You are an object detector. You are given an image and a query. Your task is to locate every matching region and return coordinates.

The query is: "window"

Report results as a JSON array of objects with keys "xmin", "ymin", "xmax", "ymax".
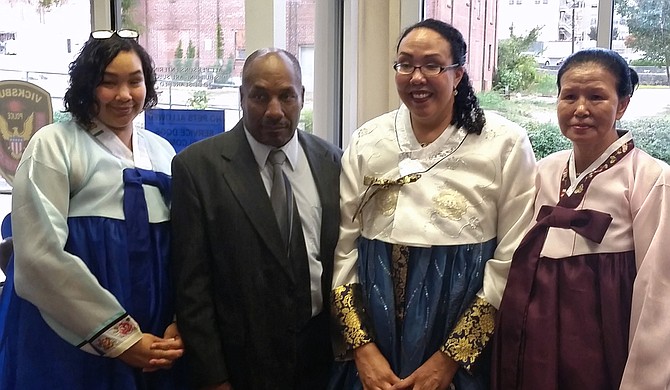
[
  {"xmin": 424, "ymin": 0, "xmax": 497, "ymax": 91},
  {"xmin": 0, "ymin": 0, "xmax": 91, "ymax": 282},
  {"xmin": 234, "ymin": 30, "xmax": 245, "ymax": 59},
  {"xmin": 612, "ymin": 0, "xmax": 670, "ymax": 163},
  {"xmin": 120, "ymin": 0, "xmax": 319, "ymax": 133},
  {"xmin": 488, "ymin": 44, "xmax": 492, "ymax": 70}
]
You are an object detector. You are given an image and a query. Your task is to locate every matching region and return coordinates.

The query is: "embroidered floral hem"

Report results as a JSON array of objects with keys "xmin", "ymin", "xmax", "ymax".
[
  {"xmin": 441, "ymin": 296, "xmax": 496, "ymax": 372},
  {"xmin": 84, "ymin": 314, "xmax": 142, "ymax": 357},
  {"xmin": 331, "ymin": 283, "xmax": 374, "ymax": 360}
]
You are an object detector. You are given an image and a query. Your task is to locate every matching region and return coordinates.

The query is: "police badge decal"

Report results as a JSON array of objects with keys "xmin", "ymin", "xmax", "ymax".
[{"xmin": 0, "ymin": 80, "xmax": 53, "ymax": 185}]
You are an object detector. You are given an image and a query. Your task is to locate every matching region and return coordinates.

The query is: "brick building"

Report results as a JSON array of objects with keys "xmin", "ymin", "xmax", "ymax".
[
  {"xmin": 129, "ymin": 0, "xmax": 494, "ymax": 91},
  {"xmin": 128, "ymin": 0, "xmax": 315, "ymax": 84}
]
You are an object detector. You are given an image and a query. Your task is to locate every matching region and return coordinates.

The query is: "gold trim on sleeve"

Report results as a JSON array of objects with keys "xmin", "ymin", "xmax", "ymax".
[
  {"xmin": 440, "ymin": 296, "xmax": 496, "ymax": 372},
  {"xmin": 331, "ymin": 283, "xmax": 374, "ymax": 360}
]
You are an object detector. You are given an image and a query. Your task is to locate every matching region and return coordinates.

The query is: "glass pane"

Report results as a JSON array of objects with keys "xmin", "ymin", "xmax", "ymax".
[
  {"xmin": 286, "ymin": 0, "xmax": 316, "ymax": 133},
  {"xmin": 614, "ymin": 0, "xmax": 670, "ymax": 164},
  {"xmin": 121, "ymin": 0, "xmax": 246, "ymax": 131},
  {"xmin": 424, "ymin": 0, "xmax": 497, "ymax": 91},
  {"xmin": 0, "ymin": 0, "xmax": 91, "ymax": 281}
]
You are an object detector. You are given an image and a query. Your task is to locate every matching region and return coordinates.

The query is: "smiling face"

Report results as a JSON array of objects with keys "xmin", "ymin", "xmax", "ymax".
[
  {"xmin": 395, "ymin": 27, "xmax": 464, "ymax": 131},
  {"xmin": 94, "ymin": 50, "xmax": 146, "ymax": 137},
  {"xmin": 240, "ymin": 52, "xmax": 304, "ymax": 148},
  {"xmin": 557, "ymin": 62, "xmax": 630, "ymax": 155}
]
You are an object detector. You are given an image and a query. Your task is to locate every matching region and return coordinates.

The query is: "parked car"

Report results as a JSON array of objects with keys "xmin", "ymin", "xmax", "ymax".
[
  {"xmin": 521, "ymin": 51, "xmax": 564, "ymax": 67},
  {"xmin": 534, "ymin": 54, "xmax": 552, "ymax": 66}
]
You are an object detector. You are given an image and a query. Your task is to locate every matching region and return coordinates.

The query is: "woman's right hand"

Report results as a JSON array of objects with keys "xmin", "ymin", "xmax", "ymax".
[
  {"xmin": 354, "ymin": 343, "xmax": 402, "ymax": 390},
  {"xmin": 118, "ymin": 333, "xmax": 184, "ymax": 370}
]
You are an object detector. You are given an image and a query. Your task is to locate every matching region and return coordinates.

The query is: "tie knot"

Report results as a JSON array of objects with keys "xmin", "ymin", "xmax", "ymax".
[{"xmin": 268, "ymin": 149, "xmax": 287, "ymax": 165}]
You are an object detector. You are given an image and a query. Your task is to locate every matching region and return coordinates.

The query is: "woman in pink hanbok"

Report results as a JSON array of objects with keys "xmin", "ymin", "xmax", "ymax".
[{"xmin": 493, "ymin": 48, "xmax": 670, "ymax": 390}]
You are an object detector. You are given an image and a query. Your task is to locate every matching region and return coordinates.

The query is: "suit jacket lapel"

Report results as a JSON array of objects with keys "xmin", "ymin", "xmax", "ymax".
[
  {"xmin": 299, "ymin": 132, "xmax": 339, "ymax": 296},
  {"xmin": 220, "ymin": 123, "xmax": 295, "ymax": 282}
]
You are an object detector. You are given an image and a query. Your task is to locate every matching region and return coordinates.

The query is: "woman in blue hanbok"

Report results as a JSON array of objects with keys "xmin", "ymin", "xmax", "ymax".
[
  {"xmin": 329, "ymin": 19, "xmax": 537, "ymax": 390},
  {"xmin": 0, "ymin": 30, "xmax": 185, "ymax": 389}
]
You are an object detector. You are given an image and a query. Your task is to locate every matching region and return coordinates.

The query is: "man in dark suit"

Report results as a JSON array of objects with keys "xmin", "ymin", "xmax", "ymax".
[{"xmin": 171, "ymin": 48, "xmax": 341, "ymax": 390}]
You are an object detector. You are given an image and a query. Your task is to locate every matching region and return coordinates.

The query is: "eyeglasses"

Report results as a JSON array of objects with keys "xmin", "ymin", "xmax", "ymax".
[
  {"xmin": 392, "ymin": 62, "xmax": 459, "ymax": 76},
  {"xmin": 90, "ymin": 29, "xmax": 139, "ymax": 40}
]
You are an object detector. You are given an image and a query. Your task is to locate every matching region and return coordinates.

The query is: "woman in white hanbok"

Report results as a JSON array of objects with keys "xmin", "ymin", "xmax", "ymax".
[
  {"xmin": 328, "ymin": 19, "xmax": 537, "ymax": 390},
  {"xmin": 0, "ymin": 31, "xmax": 186, "ymax": 389},
  {"xmin": 493, "ymin": 48, "xmax": 670, "ymax": 390}
]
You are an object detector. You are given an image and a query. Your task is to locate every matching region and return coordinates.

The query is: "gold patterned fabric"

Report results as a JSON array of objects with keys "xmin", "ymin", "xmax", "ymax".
[
  {"xmin": 391, "ymin": 244, "xmax": 409, "ymax": 322},
  {"xmin": 331, "ymin": 283, "xmax": 374, "ymax": 360},
  {"xmin": 441, "ymin": 296, "xmax": 496, "ymax": 372},
  {"xmin": 352, "ymin": 173, "xmax": 421, "ymax": 223}
]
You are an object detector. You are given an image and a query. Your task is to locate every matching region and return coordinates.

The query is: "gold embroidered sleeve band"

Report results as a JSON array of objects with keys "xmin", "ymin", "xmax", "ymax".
[
  {"xmin": 440, "ymin": 296, "xmax": 496, "ymax": 372},
  {"xmin": 331, "ymin": 283, "xmax": 374, "ymax": 360}
]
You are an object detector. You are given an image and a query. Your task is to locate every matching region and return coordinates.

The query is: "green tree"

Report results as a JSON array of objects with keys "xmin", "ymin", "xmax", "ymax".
[
  {"xmin": 174, "ymin": 40, "xmax": 184, "ymax": 60},
  {"xmin": 211, "ymin": 18, "xmax": 233, "ymax": 85},
  {"xmin": 37, "ymin": 0, "xmax": 64, "ymax": 10},
  {"xmin": 186, "ymin": 40, "xmax": 197, "ymax": 59},
  {"xmin": 617, "ymin": 0, "xmax": 670, "ymax": 84},
  {"xmin": 121, "ymin": 0, "xmax": 143, "ymax": 32},
  {"xmin": 184, "ymin": 40, "xmax": 200, "ymax": 86},
  {"xmin": 216, "ymin": 16, "xmax": 224, "ymax": 63},
  {"xmin": 494, "ymin": 26, "xmax": 543, "ymax": 93},
  {"xmin": 172, "ymin": 40, "xmax": 184, "ymax": 84}
]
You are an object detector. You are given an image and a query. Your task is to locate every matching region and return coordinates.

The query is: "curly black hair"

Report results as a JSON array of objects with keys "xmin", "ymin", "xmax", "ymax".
[
  {"xmin": 63, "ymin": 33, "xmax": 157, "ymax": 129},
  {"xmin": 397, "ymin": 19, "xmax": 486, "ymax": 135}
]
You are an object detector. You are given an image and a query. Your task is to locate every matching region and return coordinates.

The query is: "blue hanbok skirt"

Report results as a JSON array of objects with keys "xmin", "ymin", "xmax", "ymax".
[
  {"xmin": 0, "ymin": 168, "xmax": 186, "ymax": 389},
  {"xmin": 329, "ymin": 237, "xmax": 495, "ymax": 390}
]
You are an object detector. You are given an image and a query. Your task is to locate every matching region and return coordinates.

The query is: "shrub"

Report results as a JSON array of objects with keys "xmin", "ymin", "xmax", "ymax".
[
  {"xmin": 527, "ymin": 72, "xmax": 557, "ymax": 97},
  {"xmin": 494, "ymin": 56, "xmax": 539, "ymax": 93},
  {"xmin": 519, "ymin": 118, "xmax": 670, "ymax": 163},
  {"xmin": 523, "ymin": 121, "xmax": 570, "ymax": 160},
  {"xmin": 520, "ymin": 118, "xmax": 670, "ymax": 163},
  {"xmin": 630, "ymin": 58, "xmax": 663, "ymax": 66},
  {"xmin": 493, "ymin": 27, "xmax": 543, "ymax": 93},
  {"xmin": 478, "ymin": 91, "xmax": 670, "ymax": 164},
  {"xmin": 621, "ymin": 117, "xmax": 670, "ymax": 163},
  {"xmin": 187, "ymin": 90, "xmax": 209, "ymax": 109},
  {"xmin": 300, "ymin": 108, "xmax": 313, "ymax": 133}
]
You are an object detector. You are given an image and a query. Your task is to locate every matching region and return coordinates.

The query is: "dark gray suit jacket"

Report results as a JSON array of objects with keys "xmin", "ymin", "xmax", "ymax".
[{"xmin": 171, "ymin": 120, "xmax": 341, "ymax": 389}]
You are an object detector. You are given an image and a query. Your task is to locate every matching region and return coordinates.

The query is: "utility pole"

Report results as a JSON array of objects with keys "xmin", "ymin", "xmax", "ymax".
[{"xmin": 571, "ymin": 2, "xmax": 576, "ymax": 53}]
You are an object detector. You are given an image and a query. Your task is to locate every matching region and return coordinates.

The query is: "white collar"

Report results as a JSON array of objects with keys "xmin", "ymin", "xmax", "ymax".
[
  {"xmin": 244, "ymin": 126, "xmax": 300, "ymax": 171},
  {"xmin": 566, "ymin": 130, "xmax": 633, "ymax": 196},
  {"xmin": 89, "ymin": 120, "xmax": 152, "ymax": 170}
]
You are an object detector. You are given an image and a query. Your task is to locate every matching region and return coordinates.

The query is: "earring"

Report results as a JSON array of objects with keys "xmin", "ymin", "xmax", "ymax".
[{"xmin": 453, "ymin": 87, "xmax": 458, "ymax": 96}]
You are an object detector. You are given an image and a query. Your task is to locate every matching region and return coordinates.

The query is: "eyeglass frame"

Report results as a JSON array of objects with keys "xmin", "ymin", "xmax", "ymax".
[
  {"xmin": 90, "ymin": 29, "xmax": 139, "ymax": 40},
  {"xmin": 392, "ymin": 62, "xmax": 460, "ymax": 76}
]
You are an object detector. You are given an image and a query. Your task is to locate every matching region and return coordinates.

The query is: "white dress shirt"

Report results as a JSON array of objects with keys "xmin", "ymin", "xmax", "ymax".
[{"xmin": 244, "ymin": 128, "xmax": 323, "ymax": 316}]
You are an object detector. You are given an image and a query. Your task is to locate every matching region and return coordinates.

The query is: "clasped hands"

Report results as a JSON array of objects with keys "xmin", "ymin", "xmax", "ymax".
[
  {"xmin": 354, "ymin": 343, "xmax": 459, "ymax": 390},
  {"xmin": 118, "ymin": 322, "xmax": 184, "ymax": 371}
]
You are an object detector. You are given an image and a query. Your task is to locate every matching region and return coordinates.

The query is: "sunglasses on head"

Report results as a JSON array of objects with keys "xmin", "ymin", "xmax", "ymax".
[{"xmin": 90, "ymin": 29, "xmax": 139, "ymax": 40}]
